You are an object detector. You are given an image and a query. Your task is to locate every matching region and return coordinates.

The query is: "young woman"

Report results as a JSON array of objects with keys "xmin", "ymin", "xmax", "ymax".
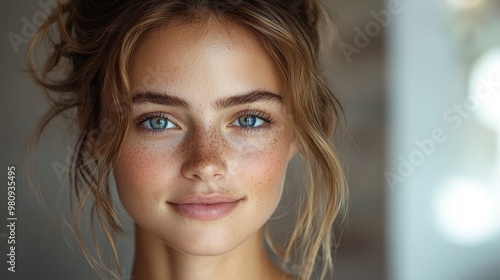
[{"xmin": 27, "ymin": 0, "xmax": 348, "ymax": 279}]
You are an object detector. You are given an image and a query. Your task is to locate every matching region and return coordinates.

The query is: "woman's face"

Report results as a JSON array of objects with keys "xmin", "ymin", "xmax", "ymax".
[{"xmin": 113, "ymin": 18, "xmax": 296, "ymax": 256}]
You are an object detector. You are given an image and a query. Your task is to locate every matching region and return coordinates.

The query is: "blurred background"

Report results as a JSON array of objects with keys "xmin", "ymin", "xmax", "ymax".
[{"xmin": 1, "ymin": 0, "xmax": 500, "ymax": 279}]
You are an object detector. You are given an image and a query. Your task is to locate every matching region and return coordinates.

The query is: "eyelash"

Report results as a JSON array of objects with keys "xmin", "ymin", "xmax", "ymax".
[
  {"xmin": 135, "ymin": 112, "xmax": 176, "ymax": 135},
  {"xmin": 233, "ymin": 110, "xmax": 274, "ymax": 132},
  {"xmin": 135, "ymin": 110, "xmax": 274, "ymax": 135}
]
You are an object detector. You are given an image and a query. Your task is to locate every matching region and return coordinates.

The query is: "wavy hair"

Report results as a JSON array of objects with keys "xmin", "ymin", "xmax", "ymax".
[{"xmin": 27, "ymin": 0, "xmax": 348, "ymax": 279}]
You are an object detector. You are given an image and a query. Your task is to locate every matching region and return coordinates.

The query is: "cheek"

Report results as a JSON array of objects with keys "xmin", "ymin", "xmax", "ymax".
[
  {"xmin": 113, "ymin": 139, "xmax": 180, "ymax": 217},
  {"xmin": 231, "ymin": 129, "xmax": 292, "ymax": 216}
]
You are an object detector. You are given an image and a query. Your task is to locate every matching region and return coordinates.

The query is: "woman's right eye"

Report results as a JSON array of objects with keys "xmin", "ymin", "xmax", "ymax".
[{"xmin": 139, "ymin": 115, "xmax": 177, "ymax": 131}]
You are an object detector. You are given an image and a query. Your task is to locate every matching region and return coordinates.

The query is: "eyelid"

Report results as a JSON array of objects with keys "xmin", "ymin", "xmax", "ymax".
[
  {"xmin": 234, "ymin": 110, "xmax": 273, "ymax": 122},
  {"xmin": 230, "ymin": 109, "xmax": 275, "ymax": 131},
  {"xmin": 135, "ymin": 112, "xmax": 171, "ymax": 125},
  {"xmin": 135, "ymin": 112, "xmax": 179, "ymax": 133}
]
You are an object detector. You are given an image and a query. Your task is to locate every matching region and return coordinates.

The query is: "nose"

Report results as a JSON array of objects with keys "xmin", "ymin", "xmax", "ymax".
[{"xmin": 180, "ymin": 126, "xmax": 228, "ymax": 181}]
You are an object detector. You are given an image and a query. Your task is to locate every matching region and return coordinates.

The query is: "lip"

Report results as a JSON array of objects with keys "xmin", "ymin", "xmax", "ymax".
[{"xmin": 168, "ymin": 194, "xmax": 242, "ymax": 221}]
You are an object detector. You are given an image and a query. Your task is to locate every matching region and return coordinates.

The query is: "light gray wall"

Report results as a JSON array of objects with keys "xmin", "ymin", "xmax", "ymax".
[{"xmin": 387, "ymin": 0, "xmax": 500, "ymax": 279}]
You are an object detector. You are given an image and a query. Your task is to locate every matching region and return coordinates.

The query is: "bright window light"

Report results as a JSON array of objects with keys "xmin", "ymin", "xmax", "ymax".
[
  {"xmin": 446, "ymin": 0, "xmax": 484, "ymax": 9},
  {"xmin": 433, "ymin": 177, "xmax": 500, "ymax": 246},
  {"xmin": 468, "ymin": 48, "xmax": 500, "ymax": 130}
]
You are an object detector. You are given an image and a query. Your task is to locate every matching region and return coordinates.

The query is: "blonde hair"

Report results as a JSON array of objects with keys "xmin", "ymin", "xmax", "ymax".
[{"xmin": 27, "ymin": 0, "xmax": 348, "ymax": 279}]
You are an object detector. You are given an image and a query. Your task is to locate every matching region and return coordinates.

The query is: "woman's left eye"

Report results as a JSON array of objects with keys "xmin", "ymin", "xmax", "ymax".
[
  {"xmin": 232, "ymin": 115, "xmax": 265, "ymax": 127},
  {"xmin": 230, "ymin": 111, "xmax": 272, "ymax": 130}
]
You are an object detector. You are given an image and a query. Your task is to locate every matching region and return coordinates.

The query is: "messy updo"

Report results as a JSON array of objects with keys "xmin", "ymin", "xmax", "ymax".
[{"xmin": 27, "ymin": 0, "xmax": 347, "ymax": 279}]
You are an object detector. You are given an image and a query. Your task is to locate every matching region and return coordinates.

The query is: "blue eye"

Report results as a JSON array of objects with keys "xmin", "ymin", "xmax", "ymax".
[
  {"xmin": 230, "ymin": 111, "xmax": 272, "ymax": 130},
  {"xmin": 236, "ymin": 115, "xmax": 264, "ymax": 127},
  {"xmin": 141, "ymin": 116, "xmax": 176, "ymax": 130}
]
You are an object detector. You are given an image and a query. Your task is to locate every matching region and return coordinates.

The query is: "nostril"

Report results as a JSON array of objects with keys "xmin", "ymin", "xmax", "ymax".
[{"xmin": 180, "ymin": 131, "xmax": 227, "ymax": 180}]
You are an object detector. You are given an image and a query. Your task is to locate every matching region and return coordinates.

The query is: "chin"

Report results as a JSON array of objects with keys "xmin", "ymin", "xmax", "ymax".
[
  {"xmin": 166, "ymin": 228, "xmax": 250, "ymax": 256},
  {"xmin": 138, "ymin": 216, "xmax": 254, "ymax": 257}
]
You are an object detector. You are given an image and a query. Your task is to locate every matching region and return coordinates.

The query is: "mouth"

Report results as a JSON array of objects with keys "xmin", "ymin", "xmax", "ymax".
[{"xmin": 168, "ymin": 194, "xmax": 243, "ymax": 221}]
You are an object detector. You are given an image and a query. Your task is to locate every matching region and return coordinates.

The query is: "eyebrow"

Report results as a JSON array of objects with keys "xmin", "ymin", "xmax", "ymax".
[
  {"xmin": 132, "ymin": 91, "xmax": 190, "ymax": 108},
  {"xmin": 132, "ymin": 90, "xmax": 282, "ymax": 109},
  {"xmin": 214, "ymin": 90, "xmax": 282, "ymax": 109}
]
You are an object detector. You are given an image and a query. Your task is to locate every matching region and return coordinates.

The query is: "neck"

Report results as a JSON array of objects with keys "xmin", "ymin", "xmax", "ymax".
[{"xmin": 131, "ymin": 224, "xmax": 287, "ymax": 280}]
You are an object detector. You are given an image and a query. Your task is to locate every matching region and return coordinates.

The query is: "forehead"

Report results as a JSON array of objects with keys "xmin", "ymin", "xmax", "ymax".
[{"xmin": 128, "ymin": 17, "xmax": 282, "ymax": 99}]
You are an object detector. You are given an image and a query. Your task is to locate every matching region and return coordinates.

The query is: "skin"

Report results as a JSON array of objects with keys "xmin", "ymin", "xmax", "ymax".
[{"xmin": 113, "ymin": 16, "xmax": 297, "ymax": 280}]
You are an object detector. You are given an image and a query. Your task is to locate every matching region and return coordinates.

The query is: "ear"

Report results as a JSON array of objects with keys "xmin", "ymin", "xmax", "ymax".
[
  {"xmin": 83, "ymin": 128, "xmax": 100, "ymax": 158},
  {"xmin": 288, "ymin": 140, "xmax": 299, "ymax": 161}
]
